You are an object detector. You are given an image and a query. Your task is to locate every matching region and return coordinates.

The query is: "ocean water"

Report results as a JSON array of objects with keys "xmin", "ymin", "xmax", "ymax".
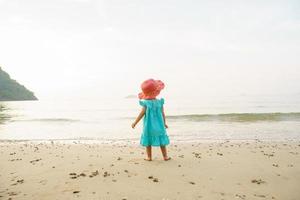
[{"xmin": 0, "ymin": 94, "xmax": 300, "ymax": 141}]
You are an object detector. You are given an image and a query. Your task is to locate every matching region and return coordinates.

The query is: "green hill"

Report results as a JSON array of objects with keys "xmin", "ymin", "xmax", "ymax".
[{"xmin": 0, "ymin": 67, "xmax": 38, "ymax": 101}]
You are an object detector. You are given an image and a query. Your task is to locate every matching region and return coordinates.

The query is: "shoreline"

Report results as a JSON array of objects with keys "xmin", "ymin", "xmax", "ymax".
[
  {"xmin": 0, "ymin": 138, "xmax": 299, "ymax": 144},
  {"xmin": 1, "ymin": 140, "xmax": 300, "ymax": 199}
]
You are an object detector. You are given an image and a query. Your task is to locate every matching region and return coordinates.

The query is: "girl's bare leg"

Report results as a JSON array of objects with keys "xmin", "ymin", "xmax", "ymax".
[
  {"xmin": 145, "ymin": 146, "xmax": 152, "ymax": 161},
  {"xmin": 160, "ymin": 146, "xmax": 171, "ymax": 161}
]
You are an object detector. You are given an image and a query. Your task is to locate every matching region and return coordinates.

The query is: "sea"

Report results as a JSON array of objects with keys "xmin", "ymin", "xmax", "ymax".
[{"xmin": 0, "ymin": 94, "xmax": 300, "ymax": 142}]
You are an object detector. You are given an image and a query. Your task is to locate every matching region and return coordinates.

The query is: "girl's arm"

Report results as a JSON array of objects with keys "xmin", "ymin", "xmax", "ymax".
[
  {"xmin": 162, "ymin": 106, "xmax": 168, "ymax": 128},
  {"xmin": 131, "ymin": 107, "xmax": 146, "ymax": 128}
]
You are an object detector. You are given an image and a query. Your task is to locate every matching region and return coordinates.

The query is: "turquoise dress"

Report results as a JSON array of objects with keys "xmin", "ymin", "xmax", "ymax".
[{"xmin": 139, "ymin": 98, "xmax": 170, "ymax": 147}]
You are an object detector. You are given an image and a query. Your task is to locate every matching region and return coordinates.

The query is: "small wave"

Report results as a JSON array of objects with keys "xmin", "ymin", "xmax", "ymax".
[
  {"xmin": 167, "ymin": 112, "xmax": 300, "ymax": 122},
  {"xmin": 0, "ymin": 115, "xmax": 11, "ymax": 124},
  {"xmin": 15, "ymin": 118, "xmax": 80, "ymax": 123}
]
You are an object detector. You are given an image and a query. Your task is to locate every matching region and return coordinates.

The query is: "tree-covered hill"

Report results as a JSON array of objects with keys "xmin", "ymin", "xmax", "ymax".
[{"xmin": 0, "ymin": 67, "xmax": 38, "ymax": 101}]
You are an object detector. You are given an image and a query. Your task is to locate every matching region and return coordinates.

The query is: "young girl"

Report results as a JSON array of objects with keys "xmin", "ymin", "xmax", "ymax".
[{"xmin": 131, "ymin": 79, "xmax": 171, "ymax": 161}]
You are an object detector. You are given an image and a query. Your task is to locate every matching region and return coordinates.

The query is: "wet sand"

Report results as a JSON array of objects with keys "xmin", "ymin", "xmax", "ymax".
[{"xmin": 0, "ymin": 140, "xmax": 300, "ymax": 200}]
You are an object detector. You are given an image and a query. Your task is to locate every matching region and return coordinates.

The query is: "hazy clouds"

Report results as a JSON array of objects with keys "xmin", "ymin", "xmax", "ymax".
[{"xmin": 0, "ymin": 0, "xmax": 299, "ymax": 100}]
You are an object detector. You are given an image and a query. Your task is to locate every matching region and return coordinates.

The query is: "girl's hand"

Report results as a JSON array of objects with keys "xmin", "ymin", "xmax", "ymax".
[
  {"xmin": 165, "ymin": 124, "xmax": 169, "ymax": 129},
  {"xmin": 131, "ymin": 122, "xmax": 136, "ymax": 129}
]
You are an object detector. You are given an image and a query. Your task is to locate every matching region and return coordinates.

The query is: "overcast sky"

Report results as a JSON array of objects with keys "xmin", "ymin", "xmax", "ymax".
[{"xmin": 0, "ymin": 0, "xmax": 299, "ymax": 100}]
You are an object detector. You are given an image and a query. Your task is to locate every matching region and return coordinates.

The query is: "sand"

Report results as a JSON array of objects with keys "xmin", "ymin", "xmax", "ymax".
[{"xmin": 0, "ymin": 140, "xmax": 300, "ymax": 200}]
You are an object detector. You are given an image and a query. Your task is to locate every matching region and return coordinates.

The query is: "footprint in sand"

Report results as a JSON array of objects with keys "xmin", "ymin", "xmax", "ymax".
[
  {"xmin": 153, "ymin": 178, "xmax": 159, "ymax": 182},
  {"xmin": 192, "ymin": 152, "xmax": 201, "ymax": 158},
  {"xmin": 39, "ymin": 180, "xmax": 47, "ymax": 185},
  {"xmin": 11, "ymin": 179, "xmax": 24, "ymax": 186},
  {"xmin": 8, "ymin": 191, "xmax": 19, "ymax": 196},
  {"xmin": 79, "ymin": 173, "xmax": 86, "ymax": 177},
  {"xmin": 148, "ymin": 176, "xmax": 159, "ymax": 182},
  {"xmin": 235, "ymin": 194, "xmax": 246, "ymax": 199},
  {"xmin": 254, "ymin": 194, "xmax": 266, "ymax": 198},
  {"xmin": 29, "ymin": 158, "xmax": 42, "ymax": 165},
  {"xmin": 89, "ymin": 170, "xmax": 99, "ymax": 178},
  {"xmin": 263, "ymin": 153, "xmax": 274, "ymax": 157},
  {"xmin": 69, "ymin": 172, "xmax": 86, "ymax": 179},
  {"xmin": 9, "ymin": 158, "xmax": 22, "ymax": 162},
  {"xmin": 103, "ymin": 171, "xmax": 110, "ymax": 177},
  {"xmin": 251, "ymin": 179, "xmax": 266, "ymax": 185}
]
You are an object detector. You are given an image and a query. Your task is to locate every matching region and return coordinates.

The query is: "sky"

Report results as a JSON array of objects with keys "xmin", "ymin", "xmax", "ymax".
[{"xmin": 0, "ymin": 0, "xmax": 299, "ymax": 100}]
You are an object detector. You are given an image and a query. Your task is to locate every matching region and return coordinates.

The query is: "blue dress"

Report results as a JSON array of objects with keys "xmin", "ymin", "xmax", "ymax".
[{"xmin": 139, "ymin": 98, "xmax": 170, "ymax": 147}]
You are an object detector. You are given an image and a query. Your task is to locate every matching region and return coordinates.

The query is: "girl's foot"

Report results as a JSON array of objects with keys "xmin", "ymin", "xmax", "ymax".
[
  {"xmin": 144, "ymin": 158, "xmax": 152, "ymax": 161},
  {"xmin": 163, "ymin": 157, "xmax": 171, "ymax": 161}
]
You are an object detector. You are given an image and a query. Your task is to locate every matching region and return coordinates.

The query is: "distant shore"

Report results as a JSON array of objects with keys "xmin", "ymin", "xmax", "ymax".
[{"xmin": 1, "ymin": 140, "xmax": 300, "ymax": 199}]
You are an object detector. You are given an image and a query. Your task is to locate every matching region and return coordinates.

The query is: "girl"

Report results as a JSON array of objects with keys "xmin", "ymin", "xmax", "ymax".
[{"xmin": 131, "ymin": 79, "xmax": 171, "ymax": 161}]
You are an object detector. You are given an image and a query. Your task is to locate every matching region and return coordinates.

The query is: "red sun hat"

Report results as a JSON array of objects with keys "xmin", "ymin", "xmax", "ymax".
[{"xmin": 138, "ymin": 79, "xmax": 165, "ymax": 99}]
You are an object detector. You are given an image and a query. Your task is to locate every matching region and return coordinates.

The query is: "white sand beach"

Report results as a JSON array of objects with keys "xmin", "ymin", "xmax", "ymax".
[{"xmin": 1, "ymin": 140, "xmax": 300, "ymax": 200}]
